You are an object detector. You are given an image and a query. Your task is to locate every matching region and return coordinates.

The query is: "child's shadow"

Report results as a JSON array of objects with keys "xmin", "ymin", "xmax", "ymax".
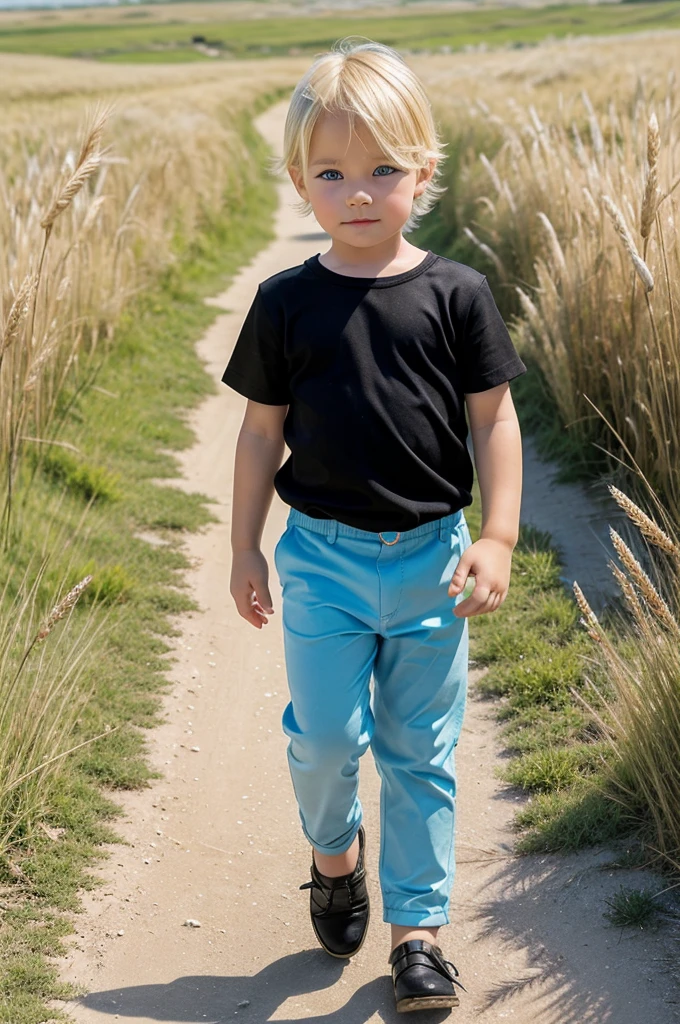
[{"xmin": 75, "ymin": 948, "xmax": 452, "ymax": 1023}]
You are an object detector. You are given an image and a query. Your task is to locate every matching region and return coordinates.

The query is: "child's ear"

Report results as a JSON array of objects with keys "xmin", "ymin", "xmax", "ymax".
[
  {"xmin": 414, "ymin": 157, "xmax": 437, "ymax": 197},
  {"xmin": 288, "ymin": 166, "xmax": 309, "ymax": 200}
]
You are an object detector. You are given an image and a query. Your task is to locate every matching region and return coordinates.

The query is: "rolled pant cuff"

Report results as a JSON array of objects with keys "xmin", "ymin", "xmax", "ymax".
[
  {"xmin": 382, "ymin": 907, "xmax": 450, "ymax": 927},
  {"xmin": 302, "ymin": 820, "xmax": 363, "ymax": 857}
]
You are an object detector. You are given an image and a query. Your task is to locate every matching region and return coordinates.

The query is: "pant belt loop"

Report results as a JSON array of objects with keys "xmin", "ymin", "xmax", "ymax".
[
  {"xmin": 326, "ymin": 520, "xmax": 338, "ymax": 545},
  {"xmin": 439, "ymin": 516, "xmax": 449, "ymax": 543}
]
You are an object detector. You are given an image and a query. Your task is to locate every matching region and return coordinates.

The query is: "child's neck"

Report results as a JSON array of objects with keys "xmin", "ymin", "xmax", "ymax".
[{"xmin": 319, "ymin": 236, "xmax": 428, "ymax": 278}]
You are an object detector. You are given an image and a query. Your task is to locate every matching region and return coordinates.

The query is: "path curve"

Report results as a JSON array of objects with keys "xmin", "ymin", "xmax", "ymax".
[{"xmin": 55, "ymin": 100, "xmax": 679, "ymax": 1024}]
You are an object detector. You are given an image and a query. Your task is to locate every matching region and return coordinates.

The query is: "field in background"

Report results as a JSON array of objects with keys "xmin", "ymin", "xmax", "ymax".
[
  {"xmin": 0, "ymin": 53, "xmax": 306, "ymax": 1023},
  {"xmin": 2, "ymin": 20, "xmax": 680, "ymax": 1020},
  {"xmin": 0, "ymin": 0, "xmax": 679, "ymax": 62}
]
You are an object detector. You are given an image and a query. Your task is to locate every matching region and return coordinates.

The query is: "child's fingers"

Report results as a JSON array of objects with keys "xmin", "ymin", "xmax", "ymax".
[
  {"xmin": 231, "ymin": 586, "xmax": 271, "ymax": 628},
  {"xmin": 454, "ymin": 581, "xmax": 491, "ymax": 618},
  {"xmin": 448, "ymin": 561, "xmax": 474, "ymax": 596},
  {"xmin": 253, "ymin": 580, "xmax": 274, "ymax": 615},
  {"xmin": 453, "ymin": 585, "xmax": 501, "ymax": 618}
]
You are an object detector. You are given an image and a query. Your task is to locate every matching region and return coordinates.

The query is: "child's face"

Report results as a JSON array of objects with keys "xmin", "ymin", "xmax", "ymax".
[{"xmin": 290, "ymin": 109, "xmax": 436, "ymax": 246}]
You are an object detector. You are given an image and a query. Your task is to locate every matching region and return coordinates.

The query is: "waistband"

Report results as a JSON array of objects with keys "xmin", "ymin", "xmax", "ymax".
[{"xmin": 286, "ymin": 507, "xmax": 465, "ymax": 545}]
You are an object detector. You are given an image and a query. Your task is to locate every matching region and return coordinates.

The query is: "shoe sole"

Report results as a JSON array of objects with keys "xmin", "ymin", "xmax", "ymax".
[
  {"xmin": 312, "ymin": 903, "xmax": 370, "ymax": 959},
  {"xmin": 396, "ymin": 994, "xmax": 460, "ymax": 1012}
]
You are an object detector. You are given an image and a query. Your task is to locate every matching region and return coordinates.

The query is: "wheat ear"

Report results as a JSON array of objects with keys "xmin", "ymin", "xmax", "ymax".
[
  {"xmin": 1, "ymin": 274, "xmax": 38, "ymax": 359},
  {"xmin": 40, "ymin": 107, "xmax": 112, "ymax": 233},
  {"xmin": 573, "ymin": 581, "xmax": 604, "ymax": 643},
  {"xmin": 608, "ymin": 485, "xmax": 679, "ymax": 558},
  {"xmin": 609, "ymin": 529, "xmax": 678, "ymax": 635},
  {"xmin": 572, "ymin": 580, "xmax": 637, "ymax": 675},
  {"xmin": 609, "ymin": 561, "xmax": 651, "ymax": 632},
  {"xmin": 602, "ymin": 194, "xmax": 654, "ymax": 292},
  {"xmin": 36, "ymin": 575, "xmax": 94, "ymax": 642},
  {"xmin": 640, "ymin": 112, "xmax": 661, "ymax": 240}
]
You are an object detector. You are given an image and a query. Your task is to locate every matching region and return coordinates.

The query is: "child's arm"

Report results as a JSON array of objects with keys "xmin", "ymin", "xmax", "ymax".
[
  {"xmin": 230, "ymin": 399, "xmax": 288, "ymax": 630},
  {"xmin": 448, "ymin": 381, "xmax": 523, "ymax": 618}
]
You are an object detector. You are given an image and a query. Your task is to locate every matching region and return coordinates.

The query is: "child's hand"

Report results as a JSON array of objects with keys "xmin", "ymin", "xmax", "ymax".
[
  {"xmin": 448, "ymin": 538, "xmax": 513, "ymax": 618},
  {"xmin": 230, "ymin": 549, "xmax": 275, "ymax": 629}
]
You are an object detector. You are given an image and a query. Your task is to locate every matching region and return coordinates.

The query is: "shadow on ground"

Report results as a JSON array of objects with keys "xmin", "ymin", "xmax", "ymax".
[{"xmin": 72, "ymin": 949, "xmax": 452, "ymax": 1023}]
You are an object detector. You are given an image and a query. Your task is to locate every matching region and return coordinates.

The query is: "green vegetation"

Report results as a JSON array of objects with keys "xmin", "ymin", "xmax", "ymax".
[
  {"xmin": 604, "ymin": 886, "xmax": 662, "ymax": 929},
  {"xmin": 459, "ymin": 488, "xmax": 636, "ymax": 854},
  {"xmin": 0, "ymin": 103, "xmax": 279, "ymax": 1024},
  {"xmin": 1, "ymin": 2, "xmax": 680, "ymax": 62}
]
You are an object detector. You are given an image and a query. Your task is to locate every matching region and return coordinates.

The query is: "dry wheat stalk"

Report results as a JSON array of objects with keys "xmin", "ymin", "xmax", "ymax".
[
  {"xmin": 602, "ymin": 194, "xmax": 655, "ymax": 291},
  {"xmin": 609, "ymin": 560, "xmax": 651, "ymax": 631},
  {"xmin": 573, "ymin": 581, "xmax": 603, "ymax": 643},
  {"xmin": 1, "ymin": 274, "xmax": 37, "ymax": 358},
  {"xmin": 462, "ymin": 226, "xmax": 506, "ymax": 279},
  {"xmin": 40, "ymin": 107, "xmax": 112, "ymax": 234},
  {"xmin": 80, "ymin": 194, "xmax": 108, "ymax": 236},
  {"xmin": 515, "ymin": 286, "xmax": 543, "ymax": 328},
  {"xmin": 479, "ymin": 152, "xmax": 502, "ymax": 194},
  {"xmin": 36, "ymin": 575, "xmax": 93, "ymax": 642},
  {"xmin": 537, "ymin": 211, "xmax": 567, "ymax": 273},
  {"xmin": 609, "ymin": 528, "xmax": 678, "ymax": 634},
  {"xmin": 608, "ymin": 484, "xmax": 680, "ymax": 558},
  {"xmin": 641, "ymin": 112, "xmax": 661, "ymax": 240},
  {"xmin": 23, "ymin": 333, "xmax": 62, "ymax": 393},
  {"xmin": 581, "ymin": 186, "xmax": 600, "ymax": 223}
]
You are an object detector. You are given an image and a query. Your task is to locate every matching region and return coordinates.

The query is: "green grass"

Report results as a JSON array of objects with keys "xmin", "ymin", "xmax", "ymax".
[
  {"xmin": 2, "ymin": 2, "xmax": 680, "ymax": 61},
  {"xmin": 604, "ymin": 885, "xmax": 662, "ymax": 929},
  {"xmin": 456, "ymin": 476, "xmax": 646, "ymax": 857},
  {"xmin": 0, "ymin": 95, "xmax": 283, "ymax": 1024}
]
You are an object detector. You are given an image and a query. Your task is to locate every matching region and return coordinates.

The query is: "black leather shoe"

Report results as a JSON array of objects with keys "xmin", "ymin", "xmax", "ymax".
[
  {"xmin": 389, "ymin": 939, "xmax": 466, "ymax": 1013},
  {"xmin": 299, "ymin": 825, "xmax": 370, "ymax": 958}
]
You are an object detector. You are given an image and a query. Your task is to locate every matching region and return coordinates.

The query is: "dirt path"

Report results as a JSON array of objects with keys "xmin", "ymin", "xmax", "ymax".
[{"xmin": 55, "ymin": 100, "xmax": 679, "ymax": 1024}]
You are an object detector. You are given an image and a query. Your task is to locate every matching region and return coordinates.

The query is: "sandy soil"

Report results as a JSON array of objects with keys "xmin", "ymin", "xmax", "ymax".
[{"xmin": 54, "ymin": 100, "xmax": 680, "ymax": 1024}]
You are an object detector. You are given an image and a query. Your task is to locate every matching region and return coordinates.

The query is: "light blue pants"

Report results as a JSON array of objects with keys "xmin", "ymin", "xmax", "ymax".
[{"xmin": 273, "ymin": 507, "xmax": 473, "ymax": 928}]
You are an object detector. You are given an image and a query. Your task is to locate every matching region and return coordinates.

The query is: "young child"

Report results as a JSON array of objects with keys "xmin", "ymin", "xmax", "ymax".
[{"xmin": 223, "ymin": 38, "xmax": 526, "ymax": 1014}]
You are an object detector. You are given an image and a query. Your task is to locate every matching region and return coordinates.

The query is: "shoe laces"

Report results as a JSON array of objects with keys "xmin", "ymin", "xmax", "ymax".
[
  {"xmin": 426, "ymin": 945, "xmax": 467, "ymax": 993},
  {"xmin": 299, "ymin": 873, "xmax": 356, "ymax": 911}
]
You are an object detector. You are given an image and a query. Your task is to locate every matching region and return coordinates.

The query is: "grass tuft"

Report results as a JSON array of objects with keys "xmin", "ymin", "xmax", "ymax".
[
  {"xmin": 35, "ymin": 448, "xmax": 121, "ymax": 503},
  {"xmin": 603, "ymin": 886, "xmax": 661, "ymax": 928}
]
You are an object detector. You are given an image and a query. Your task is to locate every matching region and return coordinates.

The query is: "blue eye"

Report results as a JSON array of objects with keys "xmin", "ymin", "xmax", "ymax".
[{"xmin": 317, "ymin": 165, "xmax": 397, "ymax": 180}]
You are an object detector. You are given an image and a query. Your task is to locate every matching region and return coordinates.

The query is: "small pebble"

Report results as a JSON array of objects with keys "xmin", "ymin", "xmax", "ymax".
[{"xmin": 183, "ymin": 919, "xmax": 202, "ymax": 928}]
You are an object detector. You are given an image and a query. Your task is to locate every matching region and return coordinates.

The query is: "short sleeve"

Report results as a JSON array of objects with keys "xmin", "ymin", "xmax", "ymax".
[
  {"xmin": 459, "ymin": 277, "xmax": 527, "ymax": 393},
  {"xmin": 221, "ymin": 286, "xmax": 290, "ymax": 405}
]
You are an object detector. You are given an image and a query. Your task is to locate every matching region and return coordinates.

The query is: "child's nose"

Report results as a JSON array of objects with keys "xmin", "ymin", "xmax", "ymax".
[{"xmin": 347, "ymin": 189, "xmax": 372, "ymax": 205}]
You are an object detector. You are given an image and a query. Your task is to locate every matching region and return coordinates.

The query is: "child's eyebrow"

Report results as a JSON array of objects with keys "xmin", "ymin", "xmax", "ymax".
[{"xmin": 310, "ymin": 155, "xmax": 388, "ymax": 166}]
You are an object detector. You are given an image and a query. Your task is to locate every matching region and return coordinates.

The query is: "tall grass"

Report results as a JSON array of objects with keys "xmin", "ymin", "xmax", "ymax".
[
  {"xmin": 411, "ymin": 35, "xmax": 680, "ymax": 875},
  {"xmin": 0, "ymin": 57, "xmax": 305, "ymax": 548},
  {"xmin": 573, "ymin": 481, "xmax": 680, "ymax": 874},
  {"xmin": 0, "ymin": 55, "xmax": 304, "ymax": 869},
  {"xmin": 0, "ymin": 559, "xmax": 114, "ymax": 857},
  {"xmin": 420, "ymin": 44, "xmax": 680, "ymax": 518}
]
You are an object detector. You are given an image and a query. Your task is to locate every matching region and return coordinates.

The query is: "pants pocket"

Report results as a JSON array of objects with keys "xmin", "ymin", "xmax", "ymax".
[{"xmin": 273, "ymin": 524, "xmax": 292, "ymax": 575}]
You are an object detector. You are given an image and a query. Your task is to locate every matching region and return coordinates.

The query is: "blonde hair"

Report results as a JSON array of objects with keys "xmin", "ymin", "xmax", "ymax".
[{"xmin": 270, "ymin": 37, "xmax": 448, "ymax": 234}]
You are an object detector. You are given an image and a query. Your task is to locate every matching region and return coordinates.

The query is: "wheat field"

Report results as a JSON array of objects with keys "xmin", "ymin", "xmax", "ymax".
[{"xmin": 1, "ymin": 24, "xmax": 680, "ymax": 930}]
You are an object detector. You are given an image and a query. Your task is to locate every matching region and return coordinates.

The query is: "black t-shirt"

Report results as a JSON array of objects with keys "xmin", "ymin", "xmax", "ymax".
[{"xmin": 222, "ymin": 249, "xmax": 527, "ymax": 532}]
